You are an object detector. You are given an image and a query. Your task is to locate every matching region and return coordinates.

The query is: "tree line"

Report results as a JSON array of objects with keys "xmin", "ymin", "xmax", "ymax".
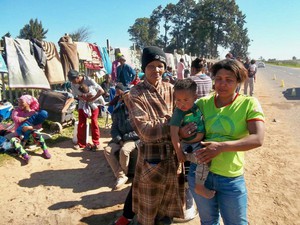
[{"xmin": 128, "ymin": 0, "xmax": 250, "ymax": 58}]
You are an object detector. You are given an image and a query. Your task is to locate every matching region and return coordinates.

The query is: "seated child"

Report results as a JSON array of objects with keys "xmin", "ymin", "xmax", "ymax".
[
  {"xmin": 16, "ymin": 110, "xmax": 48, "ymax": 141},
  {"xmin": 14, "ymin": 109, "xmax": 51, "ymax": 162},
  {"xmin": 170, "ymin": 78, "xmax": 215, "ymax": 199}
]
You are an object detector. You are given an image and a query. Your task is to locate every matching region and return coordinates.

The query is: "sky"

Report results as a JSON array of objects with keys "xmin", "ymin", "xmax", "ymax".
[{"xmin": 1, "ymin": 0, "xmax": 299, "ymax": 60}]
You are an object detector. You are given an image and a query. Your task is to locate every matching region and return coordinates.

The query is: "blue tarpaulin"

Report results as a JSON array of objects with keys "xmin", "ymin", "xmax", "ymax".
[{"xmin": 0, "ymin": 54, "xmax": 8, "ymax": 73}]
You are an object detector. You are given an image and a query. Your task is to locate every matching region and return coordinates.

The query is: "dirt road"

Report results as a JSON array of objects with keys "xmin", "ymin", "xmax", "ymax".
[{"xmin": 0, "ymin": 70, "xmax": 299, "ymax": 225}]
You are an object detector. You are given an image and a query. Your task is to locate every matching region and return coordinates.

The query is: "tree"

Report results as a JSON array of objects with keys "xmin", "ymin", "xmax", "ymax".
[
  {"xmin": 170, "ymin": 0, "xmax": 196, "ymax": 52},
  {"xmin": 128, "ymin": 17, "xmax": 153, "ymax": 50},
  {"xmin": 153, "ymin": 4, "xmax": 176, "ymax": 49},
  {"xmin": 127, "ymin": 0, "xmax": 250, "ymax": 58},
  {"xmin": 148, "ymin": 6, "xmax": 163, "ymax": 47},
  {"xmin": 18, "ymin": 18, "xmax": 48, "ymax": 40},
  {"xmin": 188, "ymin": 0, "xmax": 249, "ymax": 58},
  {"xmin": 69, "ymin": 26, "xmax": 92, "ymax": 42}
]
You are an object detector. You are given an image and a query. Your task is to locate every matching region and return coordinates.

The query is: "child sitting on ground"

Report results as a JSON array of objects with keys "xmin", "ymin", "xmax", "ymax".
[
  {"xmin": 170, "ymin": 78, "xmax": 215, "ymax": 198},
  {"xmin": 16, "ymin": 110, "xmax": 48, "ymax": 142}
]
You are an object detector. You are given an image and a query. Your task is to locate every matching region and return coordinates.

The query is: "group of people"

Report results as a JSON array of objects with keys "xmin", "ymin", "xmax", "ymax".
[
  {"xmin": 40, "ymin": 47, "xmax": 264, "ymax": 225},
  {"xmin": 112, "ymin": 46, "xmax": 265, "ymax": 225},
  {"xmin": 226, "ymin": 52, "xmax": 258, "ymax": 96},
  {"xmin": 2, "ymin": 45, "xmax": 264, "ymax": 225}
]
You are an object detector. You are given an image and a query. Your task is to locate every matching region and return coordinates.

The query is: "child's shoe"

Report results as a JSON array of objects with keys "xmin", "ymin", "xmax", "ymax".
[
  {"xmin": 43, "ymin": 149, "xmax": 51, "ymax": 159},
  {"xmin": 22, "ymin": 154, "xmax": 31, "ymax": 164}
]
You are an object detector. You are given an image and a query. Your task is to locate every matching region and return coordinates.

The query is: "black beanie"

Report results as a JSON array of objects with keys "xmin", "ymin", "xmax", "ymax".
[{"xmin": 141, "ymin": 46, "xmax": 166, "ymax": 72}]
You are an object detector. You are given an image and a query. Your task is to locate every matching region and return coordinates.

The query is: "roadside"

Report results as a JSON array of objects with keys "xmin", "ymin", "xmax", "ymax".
[{"xmin": 0, "ymin": 70, "xmax": 299, "ymax": 225}]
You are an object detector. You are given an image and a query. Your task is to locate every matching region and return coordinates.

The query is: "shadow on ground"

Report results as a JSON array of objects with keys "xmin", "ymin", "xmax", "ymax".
[{"xmin": 283, "ymin": 87, "xmax": 300, "ymax": 100}]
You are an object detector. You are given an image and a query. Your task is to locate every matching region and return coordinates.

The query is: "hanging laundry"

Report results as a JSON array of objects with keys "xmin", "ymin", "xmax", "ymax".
[
  {"xmin": 4, "ymin": 37, "xmax": 50, "ymax": 89},
  {"xmin": 75, "ymin": 42, "xmax": 92, "ymax": 61},
  {"xmin": 84, "ymin": 43, "xmax": 103, "ymax": 70},
  {"xmin": 30, "ymin": 38, "xmax": 47, "ymax": 69},
  {"xmin": 99, "ymin": 47, "xmax": 112, "ymax": 74},
  {"xmin": 0, "ymin": 54, "xmax": 8, "ymax": 73},
  {"xmin": 42, "ymin": 41, "xmax": 65, "ymax": 84},
  {"xmin": 58, "ymin": 35, "xmax": 79, "ymax": 80}
]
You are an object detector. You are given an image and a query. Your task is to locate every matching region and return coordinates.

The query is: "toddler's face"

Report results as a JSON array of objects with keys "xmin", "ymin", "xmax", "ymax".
[{"xmin": 174, "ymin": 90, "xmax": 197, "ymax": 112}]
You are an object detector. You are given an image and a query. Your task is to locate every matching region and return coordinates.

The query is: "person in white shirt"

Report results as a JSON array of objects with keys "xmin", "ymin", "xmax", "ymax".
[{"xmin": 244, "ymin": 59, "xmax": 257, "ymax": 96}]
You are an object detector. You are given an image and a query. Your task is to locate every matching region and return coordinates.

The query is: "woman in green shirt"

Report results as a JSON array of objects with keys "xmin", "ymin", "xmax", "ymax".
[{"xmin": 183, "ymin": 59, "xmax": 265, "ymax": 225}]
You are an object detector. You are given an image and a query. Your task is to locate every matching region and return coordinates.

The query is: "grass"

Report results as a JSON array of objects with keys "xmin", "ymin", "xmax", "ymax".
[
  {"xmin": 0, "ymin": 110, "xmax": 111, "ymax": 165},
  {"xmin": 267, "ymin": 60, "xmax": 300, "ymax": 68}
]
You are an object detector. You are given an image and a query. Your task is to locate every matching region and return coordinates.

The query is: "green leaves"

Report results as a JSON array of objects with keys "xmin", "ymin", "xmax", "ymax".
[
  {"xmin": 128, "ymin": 0, "xmax": 250, "ymax": 58},
  {"xmin": 18, "ymin": 18, "xmax": 48, "ymax": 41}
]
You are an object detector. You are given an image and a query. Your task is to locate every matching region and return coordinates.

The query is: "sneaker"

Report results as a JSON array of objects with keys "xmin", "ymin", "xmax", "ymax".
[
  {"xmin": 22, "ymin": 154, "xmax": 31, "ymax": 164},
  {"xmin": 113, "ymin": 215, "xmax": 131, "ymax": 225},
  {"xmin": 73, "ymin": 144, "xmax": 83, "ymax": 150},
  {"xmin": 114, "ymin": 176, "xmax": 128, "ymax": 190},
  {"xmin": 43, "ymin": 149, "xmax": 51, "ymax": 159}
]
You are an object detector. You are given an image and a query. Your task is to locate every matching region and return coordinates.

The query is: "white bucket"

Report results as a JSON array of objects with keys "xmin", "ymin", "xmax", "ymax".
[{"xmin": 73, "ymin": 121, "xmax": 89, "ymax": 144}]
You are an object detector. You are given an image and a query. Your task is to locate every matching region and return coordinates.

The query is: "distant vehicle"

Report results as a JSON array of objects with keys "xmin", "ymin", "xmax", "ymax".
[{"xmin": 257, "ymin": 62, "xmax": 265, "ymax": 68}]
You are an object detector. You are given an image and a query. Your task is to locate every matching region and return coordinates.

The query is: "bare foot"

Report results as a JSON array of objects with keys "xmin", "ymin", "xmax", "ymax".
[{"xmin": 195, "ymin": 184, "xmax": 215, "ymax": 199}]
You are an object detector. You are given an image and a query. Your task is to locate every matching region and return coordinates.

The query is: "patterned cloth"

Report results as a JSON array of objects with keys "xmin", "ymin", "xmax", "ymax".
[
  {"xmin": 127, "ymin": 79, "xmax": 185, "ymax": 225},
  {"xmin": 42, "ymin": 41, "xmax": 65, "ymax": 84}
]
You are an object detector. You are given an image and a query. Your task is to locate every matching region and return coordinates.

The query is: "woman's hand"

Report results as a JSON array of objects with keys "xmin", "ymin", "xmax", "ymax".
[
  {"xmin": 194, "ymin": 141, "xmax": 222, "ymax": 164},
  {"xmin": 179, "ymin": 123, "xmax": 197, "ymax": 139}
]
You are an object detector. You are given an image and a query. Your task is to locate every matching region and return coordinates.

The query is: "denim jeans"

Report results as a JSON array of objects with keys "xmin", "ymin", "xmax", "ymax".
[
  {"xmin": 187, "ymin": 163, "xmax": 248, "ymax": 225},
  {"xmin": 16, "ymin": 110, "xmax": 48, "ymax": 140}
]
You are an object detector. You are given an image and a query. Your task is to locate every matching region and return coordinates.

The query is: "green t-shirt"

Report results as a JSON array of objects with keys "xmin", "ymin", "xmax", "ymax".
[
  {"xmin": 170, "ymin": 104, "xmax": 205, "ymax": 142},
  {"xmin": 196, "ymin": 94, "xmax": 264, "ymax": 177}
]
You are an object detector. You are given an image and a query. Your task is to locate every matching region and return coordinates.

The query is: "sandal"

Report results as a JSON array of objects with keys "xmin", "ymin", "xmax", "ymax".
[{"xmin": 83, "ymin": 143, "xmax": 93, "ymax": 151}]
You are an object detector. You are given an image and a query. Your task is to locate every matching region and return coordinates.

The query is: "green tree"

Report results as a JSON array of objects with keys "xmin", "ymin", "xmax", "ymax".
[
  {"xmin": 69, "ymin": 26, "xmax": 92, "ymax": 42},
  {"xmin": 127, "ymin": 0, "xmax": 250, "ymax": 58},
  {"xmin": 18, "ymin": 18, "xmax": 48, "ymax": 40},
  {"xmin": 150, "ymin": 4, "xmax": 176, "ymax": 49},
  {"xmin": 170, "ymin": 0, "xmax": 196, "ymax": 53},
  {"xmin": 148, "ymin": 6, "xmax": 163, "ymax": 47},
  {"xmin": 188, "ymin": 0, "xmax": 249, "ymax": 58},
  {"xmin": 128, "ymin": 17, "xmax": 153, "ymax": 50}
]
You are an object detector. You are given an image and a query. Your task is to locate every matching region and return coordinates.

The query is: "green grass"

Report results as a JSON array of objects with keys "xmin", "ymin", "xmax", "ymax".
[
  {"xmin": 267, "ymin": 60, "xmax": 300, "ymax": 68},
  {"xmin": 0, "ymin": 110, "xmax": 111, "ymax": 165}
]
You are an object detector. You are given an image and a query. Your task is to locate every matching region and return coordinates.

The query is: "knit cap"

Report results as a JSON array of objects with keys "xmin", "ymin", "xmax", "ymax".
[{"xmin": 141, "ymin": 46, "xmax": 166, "ymax": 72}]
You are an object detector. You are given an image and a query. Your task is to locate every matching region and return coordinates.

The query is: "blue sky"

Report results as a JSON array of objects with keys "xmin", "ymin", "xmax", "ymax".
[{"xmin": 1, "ymin": 0, "xmax": 299, "ymax": 60}]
